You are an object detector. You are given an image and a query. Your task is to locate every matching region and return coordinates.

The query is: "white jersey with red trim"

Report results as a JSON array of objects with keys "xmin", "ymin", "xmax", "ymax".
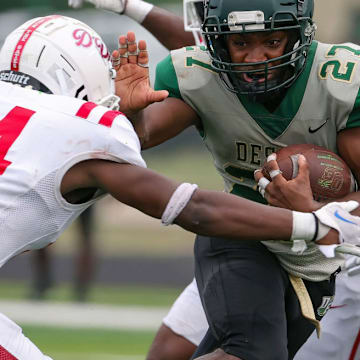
[{"xmin": 0, "ymin": 81, "xmax": 145, "ymax": 268}]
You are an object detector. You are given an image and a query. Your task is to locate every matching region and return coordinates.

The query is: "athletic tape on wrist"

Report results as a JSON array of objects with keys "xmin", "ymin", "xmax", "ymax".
[
  {"xmin": 161, "ymin": 183, "xmax": 198, "ymax": 226},
  {"xmin": 125, "ymin": 0, "xmax": 154, "ymax": 23},
  {"xmin": 291, "ymin": 211, "xmax": 318, "ymax": 254},
  {"xmin": 291, "ymin": 211, "xmax": 317, "ymax": 241}
]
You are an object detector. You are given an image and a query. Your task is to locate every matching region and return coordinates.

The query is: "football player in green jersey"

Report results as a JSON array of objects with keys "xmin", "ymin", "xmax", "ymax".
[{"xmin": 114, "ymin": 0, "xmax": 360, "ymax": 358}]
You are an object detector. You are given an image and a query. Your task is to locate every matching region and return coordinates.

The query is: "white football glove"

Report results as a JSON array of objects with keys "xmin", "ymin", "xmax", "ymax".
[
  {"xmin": 344, "ymin": 256, "xmax": 360, "ymax": 276},
  {"xmin": 68, "ymin": 0, "xmax": 85, "ymax": 8},
  {"xmin": 68, "ymin": 0, "xmax": 125, "ymax": 13},
  {"xmin": 313, "ymin": 201, "xmax": 360, "ymax": 258}
]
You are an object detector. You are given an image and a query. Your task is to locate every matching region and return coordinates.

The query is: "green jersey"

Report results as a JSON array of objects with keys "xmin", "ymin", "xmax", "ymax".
[{"xmin": 155, "ymin": 41, "xmax": 360, "ymax": 281}]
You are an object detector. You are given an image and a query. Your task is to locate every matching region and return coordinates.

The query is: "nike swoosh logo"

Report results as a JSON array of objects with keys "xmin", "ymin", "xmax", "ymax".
[
  {"xmin": 308, "ymin": 119, "xmax": 328, "ymax": 133},
  {"xmin": 334, "ymin": 210, "xmax": 357, "ymax": 225}
]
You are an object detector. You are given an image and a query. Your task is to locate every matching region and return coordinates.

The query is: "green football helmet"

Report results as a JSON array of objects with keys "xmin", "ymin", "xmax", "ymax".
[{"xmin": 202, "ymin": 0, "xmax": 316, "ymax": 97}]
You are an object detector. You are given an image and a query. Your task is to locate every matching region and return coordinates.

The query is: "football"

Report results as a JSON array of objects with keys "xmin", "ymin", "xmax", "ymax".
[{"xmin": 262, "ymin": 144, "xmax": 356, "ymax": 201}]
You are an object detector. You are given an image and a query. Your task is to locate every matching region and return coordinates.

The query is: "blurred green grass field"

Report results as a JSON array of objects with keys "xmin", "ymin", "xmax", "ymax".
[
  {"xmin": 0, "ymin": 280, "xmax": 182, "ymax": 306},
  {"xmin": 0, "ymin": 280, "xmax": 183, "ymax": 359},
  {"xmin": 22, "ymin": 326, "xmax": 153, "ymax": 360}
]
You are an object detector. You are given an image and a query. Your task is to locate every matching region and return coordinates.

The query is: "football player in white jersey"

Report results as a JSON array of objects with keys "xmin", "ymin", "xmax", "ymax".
[
  {"xmin": 69, "ymin": 1, "xmax": 360, "ymax": 359},
  {"xmin": 0, "ymin": 14, "xmax": 357, "ymax": 360},
  {"xmin": 113, "ymin": 0, "xmax": 360, "ymax": 358}
]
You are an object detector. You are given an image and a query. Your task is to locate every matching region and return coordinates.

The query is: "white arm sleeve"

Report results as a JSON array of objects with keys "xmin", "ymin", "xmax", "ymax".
[{"xmin": 69, "ymin": 0, "xmax": 154, "ymax": 23}]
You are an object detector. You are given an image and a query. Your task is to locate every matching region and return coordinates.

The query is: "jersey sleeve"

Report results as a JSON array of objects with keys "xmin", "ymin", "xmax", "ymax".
[
  {"xmin": 108, "ymin": 112, "xmax": 146, "ymax": 168},
  {"xmin": 154, "ymin": 54, "xmax": 183, "ymax": 100},
  {"xmin": 346, "ymin": 87, "xmax": 360, "ymax": 129}
]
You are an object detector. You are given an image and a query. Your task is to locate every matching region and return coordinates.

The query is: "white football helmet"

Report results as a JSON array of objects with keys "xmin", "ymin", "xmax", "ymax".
[
  {"xmin": 183, "ymin": 0, "xmax": 204, "ymax": 46},
  {"xmin": 0, "ymin": 15, "xmax": 119, "ymax": 109}
]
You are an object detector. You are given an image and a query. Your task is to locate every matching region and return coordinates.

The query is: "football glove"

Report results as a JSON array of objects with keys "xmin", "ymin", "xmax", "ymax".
[
  {"xmin": 68, "ymin": 0, "xmax": 125, "ymax": 13},
  {"xmin": 314, "ymin": 201, "xmax": 360, "ymax": 258},
  {"xmin": 344, "ymin": 256, "xmax": 360, "ymax": 276}
]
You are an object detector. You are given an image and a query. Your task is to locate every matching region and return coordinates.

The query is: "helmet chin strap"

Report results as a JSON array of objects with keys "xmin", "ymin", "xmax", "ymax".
[
  {"xmin": 230, "ymin": 63, "xmax": 294, "ymax": 104},
  {"xmin": 240, "ymin": 79, "xmax": 283, "ymax": 104}
]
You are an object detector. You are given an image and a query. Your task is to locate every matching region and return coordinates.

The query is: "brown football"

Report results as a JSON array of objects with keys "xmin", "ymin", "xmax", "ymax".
[{"xmin": 262, "ymin": 144, "xmax": 356, "ymax": 201}]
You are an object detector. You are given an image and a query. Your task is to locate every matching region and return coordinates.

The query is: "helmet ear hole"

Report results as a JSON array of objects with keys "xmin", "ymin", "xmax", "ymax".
[{"xmin": 75, "ymin": 85, "xmax": 87, "ymax": 100}]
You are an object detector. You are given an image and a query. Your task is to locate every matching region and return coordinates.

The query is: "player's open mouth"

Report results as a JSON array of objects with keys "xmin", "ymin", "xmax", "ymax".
[{"xmin": 243, "ymin": 72, "xmax": 267, "ymax": 83}]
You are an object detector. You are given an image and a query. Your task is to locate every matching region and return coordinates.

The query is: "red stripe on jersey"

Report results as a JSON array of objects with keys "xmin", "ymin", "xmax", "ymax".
[
  {"xmin": 0, "ymin": 346, "xmax": 17, "ymax": 360},
  {"xmin": 11, "ymin": 15, "xmax": 61, "ymax": 71},
  {"xmin": 349, "ymin": 329, "xmax": 360, "ymax": 360},
  {"xmin": 75, "ymin": 102, "xmax": 97, "ymax": 119},
  {"xmin": 0, "ymin": 106, "xmax": 35, "ymax": 175},
  {"xmin": 99, "ymin": 110, "xmax": 124, "ymax": 128}
]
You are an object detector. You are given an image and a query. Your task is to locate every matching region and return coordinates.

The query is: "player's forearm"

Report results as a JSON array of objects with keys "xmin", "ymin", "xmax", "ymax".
[
  {"xmin": 142, "ymin": 7, "xmax": 195, "ymax": 50},
  {"xmin": 126, "ymin": 108, "xmax": 164, "ymax": 149},
  {"xmin": 129, "ymin": 102, "xmax": 195, "ymax": 150},
  {"xmin": 90, "ymin": 160, "xmax": 293, "ymax": 240},
  {"xmin": 176, "ymin": 189, "xmax": 293, "ymax": 241}
]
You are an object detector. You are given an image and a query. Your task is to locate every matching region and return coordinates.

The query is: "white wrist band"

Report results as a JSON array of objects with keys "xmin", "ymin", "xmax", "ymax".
[
  {"xmin": 125, "ymin": 0, "xmax": 154, "ymax": 23},
  {"xmin": 291, "ymin": 211, "xmax": 318, "ymax": 254},
  {"xmin": 291, "ymin": 211, "xmax": 317, "ymax": 241},
  {"xmin": 161, "ymin": 183, "xmax": 198, "ymax": 226}
]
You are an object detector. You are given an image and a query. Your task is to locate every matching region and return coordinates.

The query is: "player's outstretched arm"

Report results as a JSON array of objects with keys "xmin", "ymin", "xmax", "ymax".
[
  {"xmin": 68, "ymin": 0, "xmax": 195, "ymax": 50},
  {"xmin": 141, "ymin": 6, "xmax": 195, "ymax": 50},
  {"xmin": 62, "ymin": 158, "xmax": 360, "ymax": 247},
  {"xmin": 63, "ymin": 159, "xmax": 293, "ymax": 240}
]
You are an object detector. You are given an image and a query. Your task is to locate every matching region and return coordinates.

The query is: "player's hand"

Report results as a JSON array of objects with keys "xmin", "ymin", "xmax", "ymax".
[
  {"xmin": 344, "ymin": 256, "xmax": 360, "ymax": 276},
  {"xmin": 256, "ymin": 154, "xmax": 360, "ymax": 258},
  {"xmin": 314, "ymin": 201, "xmax": 360, "ymax": 257},
  {"xmin": 68, "ymin": 0, "xmax": 125, "ymax": 13},
  {"xmin": 254, "ymin": 153, "xmax": 320, "ymax": 212},
  {"xmin": 112, "ymin": 32, "xmax": 169, "ymax": 117},
  {"xmin": 290, "ymin": 200, "xmax": 360, "ymax": 256}
]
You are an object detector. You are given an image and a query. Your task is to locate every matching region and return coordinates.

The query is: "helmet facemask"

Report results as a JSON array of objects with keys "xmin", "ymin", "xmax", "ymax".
[
  {"xmin": 202, "ymin": 1, "xmax": 316, "ymax": 100},
  {"xmin": 183, "ymin": 0, "xmax": 205, "ymax": 46}
]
